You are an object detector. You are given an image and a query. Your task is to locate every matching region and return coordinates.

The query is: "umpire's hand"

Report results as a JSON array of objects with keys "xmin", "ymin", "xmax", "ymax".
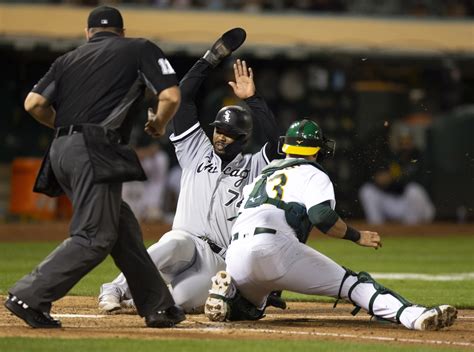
[{"xmin": 145, "ymin": 108, "xmax": 166, "ymax": 138}]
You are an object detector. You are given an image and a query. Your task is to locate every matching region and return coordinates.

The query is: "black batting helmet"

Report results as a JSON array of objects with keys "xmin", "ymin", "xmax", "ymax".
[{"xmin": 210, "ymin": 105, "xmax": 253, "ymax": 140}]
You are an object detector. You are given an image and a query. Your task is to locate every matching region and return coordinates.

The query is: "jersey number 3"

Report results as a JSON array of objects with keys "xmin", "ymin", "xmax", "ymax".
[{"xmin": 268, "ymin": 173, "xmax": 287, "ymax": 200}]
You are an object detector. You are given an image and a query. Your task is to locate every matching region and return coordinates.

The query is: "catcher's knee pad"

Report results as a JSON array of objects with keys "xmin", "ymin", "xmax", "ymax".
[
  {"xmin": 345, "ymin": 270, "xmax": 413, "ymax": 323},
  {"xmin": 226, "ymin": 292, "xmax": 265, "ymax": 322}
]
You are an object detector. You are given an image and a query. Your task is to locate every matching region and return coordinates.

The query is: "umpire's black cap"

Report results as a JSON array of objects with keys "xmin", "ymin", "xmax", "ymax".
[{"xmin": 87, "ymin": 6, "xmax": 124, "ymax": 29}]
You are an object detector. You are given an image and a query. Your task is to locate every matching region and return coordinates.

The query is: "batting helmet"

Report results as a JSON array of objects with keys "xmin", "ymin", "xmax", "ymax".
[
  {"xmin": 280, "ymin": 119, "xmax": 335, "ymax": 158},
  {"xmin": 210, "ymin": 105, "xmax": 253, "ymax": 139}
]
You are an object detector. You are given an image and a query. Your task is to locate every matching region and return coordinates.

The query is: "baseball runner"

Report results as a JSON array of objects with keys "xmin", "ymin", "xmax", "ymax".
[
  {"xmin": 99, "ymin": 28, "xmax": 283, "ymax": 313},
  {"xmin": 204, "ymin": 119, "xmax": 457, "ymax": 331}
]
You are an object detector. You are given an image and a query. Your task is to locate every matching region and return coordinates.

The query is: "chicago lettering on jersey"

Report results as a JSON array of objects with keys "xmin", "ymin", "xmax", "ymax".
[
  {"xmin": 197, "ymin": 161, "xmax": 219, "ymax": 174},
  {"xmin": 197, "ymin": 154, "xmax": 219, "ymax": 174},
  {"xmin": 223, "ymin": 166, "xmax": 249, "ymax": 187}
]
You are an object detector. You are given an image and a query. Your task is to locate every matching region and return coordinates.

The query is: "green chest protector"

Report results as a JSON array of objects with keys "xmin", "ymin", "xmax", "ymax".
[{"xmin": 244, "ymin": 159, "xmax": 327, "ymax": 243}]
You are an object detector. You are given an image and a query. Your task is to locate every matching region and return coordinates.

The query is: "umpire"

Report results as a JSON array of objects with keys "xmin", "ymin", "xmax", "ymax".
[{"xmin": 4, "ymin": 6, "xmax": 184, "ymax": 328}]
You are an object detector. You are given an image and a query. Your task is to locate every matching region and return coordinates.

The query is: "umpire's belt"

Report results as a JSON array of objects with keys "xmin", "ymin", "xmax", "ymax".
[
  {"xmin": 54, "ymin": 125, "xmax": 122, "ymax": 143},
  {"xmin": 55, "ymin": 125, "xmax": 84, "ymax": 138},
  {"xmin": 198, "ymin": 236, "xmax": 226, "ymax": 257},
  {"xmin": 232, "ymin": 227, "xmax": 276, "ymax": 242}
]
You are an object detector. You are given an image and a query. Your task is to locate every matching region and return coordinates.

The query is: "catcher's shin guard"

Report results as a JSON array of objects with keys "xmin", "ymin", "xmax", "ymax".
[{"xmin": 337, "ymin": 268, "xmax": 428, "ymax": 328}]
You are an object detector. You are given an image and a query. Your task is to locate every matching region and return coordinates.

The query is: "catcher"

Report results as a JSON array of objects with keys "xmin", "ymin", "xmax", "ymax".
[{"xmin": 204, "ymin": 119, "xmax": 457, "ymax": 331}]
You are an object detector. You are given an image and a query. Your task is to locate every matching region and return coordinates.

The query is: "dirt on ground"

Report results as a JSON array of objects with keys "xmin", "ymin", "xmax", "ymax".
[{"xmin": 0, "ymin": 296, "xmax": 473, "ymax": 349}]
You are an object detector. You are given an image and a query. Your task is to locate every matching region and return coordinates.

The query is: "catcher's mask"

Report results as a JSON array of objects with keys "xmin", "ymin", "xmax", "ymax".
[{"xmin": 278, "ymin": 119, "xmax": 335, "ymax": 158}]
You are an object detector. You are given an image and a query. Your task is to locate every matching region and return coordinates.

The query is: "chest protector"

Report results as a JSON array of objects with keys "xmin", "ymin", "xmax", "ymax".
[{"xmin": 244, "ymin": 159, "xmax": 327, "ymax": 243}]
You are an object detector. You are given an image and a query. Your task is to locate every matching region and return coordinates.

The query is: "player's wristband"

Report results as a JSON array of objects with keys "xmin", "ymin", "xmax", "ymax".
[{"xmin": 343, "ymin": 226, "xmax": 361, "ymax": 242}]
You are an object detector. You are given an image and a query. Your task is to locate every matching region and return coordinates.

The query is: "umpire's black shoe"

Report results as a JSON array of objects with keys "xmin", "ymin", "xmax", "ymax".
[
  {"xmin": 266, "ymin": 291, "xmax": 287, "ymax": 310},
  {"xmin": 4, "ymin": 295, "xmax": 61, "ymax": 329},
  {"xmin": 145, "ymin": 305, "xmax": 186, "ymax": 328},
  {"xmin": 203, "ymin": 27, "xmax": 247, "ymax": 67}
]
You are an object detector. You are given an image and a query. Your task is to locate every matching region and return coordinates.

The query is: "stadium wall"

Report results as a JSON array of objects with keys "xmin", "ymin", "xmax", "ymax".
[{"xmin": 0, "ymin": 4, "xmax": 473, "ymax": 55}]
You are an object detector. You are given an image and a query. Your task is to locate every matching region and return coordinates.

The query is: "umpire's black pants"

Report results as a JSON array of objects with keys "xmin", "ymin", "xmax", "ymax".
[{"xmin": 9, "ymin": 132, "xmax": 174, "ymax": 316}]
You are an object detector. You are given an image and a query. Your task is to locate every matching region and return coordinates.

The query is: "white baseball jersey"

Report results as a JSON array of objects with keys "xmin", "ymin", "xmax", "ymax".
[
  {"xmin": 169, "ymin": 122, "xmax": 270, "ymax": 249},
  {"xmin": 232, "ymin": 158, "xmax": 336, "ymax": 240}
]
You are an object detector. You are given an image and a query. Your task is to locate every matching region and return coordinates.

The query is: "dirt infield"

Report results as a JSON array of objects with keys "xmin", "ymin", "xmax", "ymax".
[{"xmin": 0, "ymin": 296, "xmax": 473, "ymax": 349}]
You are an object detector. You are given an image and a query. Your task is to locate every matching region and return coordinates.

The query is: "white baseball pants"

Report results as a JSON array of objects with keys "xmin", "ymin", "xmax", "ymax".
[{"xmin": 226, "ymin": 231, "xmax": 426, "ymax": 329}]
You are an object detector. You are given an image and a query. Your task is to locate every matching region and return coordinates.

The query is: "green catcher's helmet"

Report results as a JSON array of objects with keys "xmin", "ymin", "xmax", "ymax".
[{"xmin": 280, "ymin": 119, "xmax": 335, "ymax": 157}]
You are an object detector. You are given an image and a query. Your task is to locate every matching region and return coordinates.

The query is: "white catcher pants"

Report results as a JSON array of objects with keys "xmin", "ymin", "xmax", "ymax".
[{"xmin": 226, "ymin": 231, "xmax": 426, "ymax": 329}]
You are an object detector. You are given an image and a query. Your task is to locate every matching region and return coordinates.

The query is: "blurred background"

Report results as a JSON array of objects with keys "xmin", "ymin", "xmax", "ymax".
[{"xmin": 0, "ymin": 0, "xmax": 473, "ymax": 225}]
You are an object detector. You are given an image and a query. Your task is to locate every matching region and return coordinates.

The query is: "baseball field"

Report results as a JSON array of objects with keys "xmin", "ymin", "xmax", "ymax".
[{"xmin": 0, "ymin": 222, "xmax": 473, "ymax": 351}]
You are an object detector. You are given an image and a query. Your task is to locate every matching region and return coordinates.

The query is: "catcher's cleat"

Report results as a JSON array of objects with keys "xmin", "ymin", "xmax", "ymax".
[
  {"xmin": 98, "ymin": 285, "xmax": 122, "ymax": 313},
  {"xmin": 413, "ymin": 305, "xmax": 457, "ymax": 331},
  {"xmin": 266, "ymin": 291, "xmax": 287, "ymax": 310},
  {"xmin": 4, "ymin": 294, "xmax": 61, "ymax": 329},
  {"xmin": 203, "ymin": 28, "xmax": 246, "ymax": 67},
  {"xmin": 205, "ymin": 271, "xmax": 234, "ymax": 321}
]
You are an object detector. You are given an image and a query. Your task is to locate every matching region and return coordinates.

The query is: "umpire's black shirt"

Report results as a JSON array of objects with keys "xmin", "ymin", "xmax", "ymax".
[{"xmin": 32, "ymin": 31, "xmax": 178, "ymax": 142}]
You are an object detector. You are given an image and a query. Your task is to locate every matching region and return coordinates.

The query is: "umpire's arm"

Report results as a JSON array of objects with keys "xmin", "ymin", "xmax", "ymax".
[
  {"xmin": 145, "ymin": 86, "xmax": 181, "ymax": 138},
  {"xmin": 24, "ymin": 92, "xmax": 56, "ymax": 129},
  {"xmin": 26, "ymin": 58, "xmax": 58, "ymax": 129}
]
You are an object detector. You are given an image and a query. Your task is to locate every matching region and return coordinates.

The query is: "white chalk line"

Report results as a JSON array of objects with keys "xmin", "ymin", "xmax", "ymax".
[
  {"xmin": 53, "ymin": 314, "xmax": 107, "ymax": 318},
  {"xmin": 372, "ymin": 272, "xmax": 474, "ymax": 281}
]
